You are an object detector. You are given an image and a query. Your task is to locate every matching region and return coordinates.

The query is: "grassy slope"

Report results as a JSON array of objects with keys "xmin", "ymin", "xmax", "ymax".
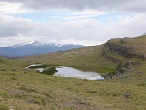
[
  {"xmin": 21, "ymin": 35, "xmax": 146, "ymax": 68},
  {"xmin": 107, "ymin": 36, "xmax": 146, "ymax": 86},
  {"xmin": 0, "ymin": 56, "xmax": 25, "ymax": 70},
  {"xmin": 0, "ymin": 69, "xmax": 146, "ymax": 110},
  {"xmin": 21, "ymin": 45, "xmax": 116, "ymax": 71},
  {"xmin": 111, "ymin": 35, "xmax": 146, "ymax": 54},
  {"xmin": 0, "ymin": 36, "xmax": 146, "ymax": 109}
]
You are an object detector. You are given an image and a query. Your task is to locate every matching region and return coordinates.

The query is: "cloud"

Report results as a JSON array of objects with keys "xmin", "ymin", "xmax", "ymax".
[
  {"xmin": 0, "ymin": 15, "xmax": 34, "ymax": 37},
  {"xmin": 0, "ymin": 13, "xmax": 146, "ymax": 46},
  {"xmin": 0, "ymin": 0, "xmax": 146, "ymax": 12},
  {"xmin": 0, "ymin": 2, "xmax": 27, "ymax": 14},
  {"xmin": 0, "ymin": 0, "xmax": 146, "ymax": 47}
]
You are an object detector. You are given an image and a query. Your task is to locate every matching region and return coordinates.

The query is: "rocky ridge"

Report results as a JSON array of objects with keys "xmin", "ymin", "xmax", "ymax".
[{"xmin": 102, "ymin": 37, "xmax": 145, "ymax": 65}]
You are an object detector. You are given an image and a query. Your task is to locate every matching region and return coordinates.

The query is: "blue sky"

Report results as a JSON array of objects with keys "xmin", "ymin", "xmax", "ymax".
[
  {"xmin": 0, "ymin": 0, "xmax": 146, "ymax": 46},
  {"xmin": 11, "ymin": 11, "xmax": 134, "ymax": 23}
]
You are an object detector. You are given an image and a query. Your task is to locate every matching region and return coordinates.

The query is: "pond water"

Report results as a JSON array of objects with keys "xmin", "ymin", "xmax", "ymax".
[
  {"xmin": 30, "ymin": 65, "xmax": 104, "ymax": 80},
  {"xmin": 55, "ymin": 66, "xmax": 104, "ymax": 80}
]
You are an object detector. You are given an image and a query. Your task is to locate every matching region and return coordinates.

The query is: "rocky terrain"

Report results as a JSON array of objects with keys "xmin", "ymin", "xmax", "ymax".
[{"xmin": 102, "ymin": 38, "xmax": 145, "ymax": 65}]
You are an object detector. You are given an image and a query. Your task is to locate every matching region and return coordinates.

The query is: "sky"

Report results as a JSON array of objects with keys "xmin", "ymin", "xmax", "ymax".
[{"xmin": 0, "ymin": 0, "xmax": 146, "ymax": 46}]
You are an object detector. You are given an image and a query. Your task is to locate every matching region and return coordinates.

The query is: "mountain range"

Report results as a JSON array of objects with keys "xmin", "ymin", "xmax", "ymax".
[{"xmin": 0, "ymin": 41, "xmax": 83, "ymax": 57}]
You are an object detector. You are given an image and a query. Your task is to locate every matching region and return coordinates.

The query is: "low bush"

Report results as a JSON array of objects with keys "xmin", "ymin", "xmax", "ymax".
[
  {"xmin": 0, "ymin": 104, "xmax": 9, "ymax": 110},
  {"xmin": 0, "ymin": 90, "xmax": 11, "ymax": 99},
  {"xmin": 42, "ymin": 67, "xmax": 58, "ymax": 75}
]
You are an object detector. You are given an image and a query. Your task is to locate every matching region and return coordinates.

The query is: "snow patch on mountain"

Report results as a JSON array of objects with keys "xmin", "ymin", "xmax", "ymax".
[
  {"xmin": 143, "ymin": 32, "xmax": 146, "ymax": 35},
  {"xmin": 12, "ymin": 40, "xmax": 67, "ymax": 48}
]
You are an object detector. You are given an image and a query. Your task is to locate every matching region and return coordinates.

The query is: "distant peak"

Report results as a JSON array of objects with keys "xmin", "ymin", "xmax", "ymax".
[
  {"xmin": 143, "ymin": 32, "xmax": 146, "ymax": 35},
  {"xmin": 13, "ymin": 40, "xmax": 43, "ymax": 47},
  {"xmin": 26, "ymin": 40, "xmax": 36, "ymax": 44},
  {"xmin": 10, "ymin": 40, "xmax": 84, "ymax": 49},
  {"xmin": 24, "ymin": 40, "xmax": 40, "ymax": 44},
  {"xmin": 12, "ymin": 41, "xmax": 80, "ymax": 48}
]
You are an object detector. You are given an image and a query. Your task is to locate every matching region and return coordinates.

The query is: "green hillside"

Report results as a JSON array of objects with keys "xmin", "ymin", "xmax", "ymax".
[
  {"xmin": 20, "ymin": 35, "xmax": 146, "ymax": 84},
  {"xmin": 0, "ymin": 56, "xmax": 24, "ymax": 70},
  {"xmin": 21, "ymin": 45, "xmax": 116, "ymax": 70},
  {"xmin": 111, "ymin": 35, "xmax": 146, "ymax": 54},
  {"xmin": 21, "ymin": 35, "xmax": 146, "ymax": 67},
  {"xmin": 0, "ymin": 35, "xmax": 146, "ymax": 109}
]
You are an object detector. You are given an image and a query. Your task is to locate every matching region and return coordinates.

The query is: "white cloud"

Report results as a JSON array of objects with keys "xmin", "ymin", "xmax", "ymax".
[
  {"xmin": 0, "ymin": 2, "xmax": 28, "ymax": 14},
  {"xmin": 0, "ymin": 0, "xmax": 146, "ymax": 46},
  {"xmin": 0, "ymin": 15, "xmax": 34, "ymax": 37},
  {"xmin": 0, "ymin": 13, "xmax": 146, "ymax": 46}
]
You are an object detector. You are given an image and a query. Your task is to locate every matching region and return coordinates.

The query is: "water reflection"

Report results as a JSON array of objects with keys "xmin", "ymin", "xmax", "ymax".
[
  {"xmin": 27, "ymin": 64, "xmax": 104, "ymax": 80},
  {"xmin": 55, "ymin": 66, "xmax": 104, "ymax": 80}
]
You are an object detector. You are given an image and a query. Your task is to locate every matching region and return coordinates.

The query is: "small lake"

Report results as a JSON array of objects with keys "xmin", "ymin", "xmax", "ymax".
[
  {"xmin": 55, "ymin": 66, "xmax": 104, "ymax": 80},
  {"xmin": 28, "ymin": 64, "xmax": 104, "ymax": 80}
]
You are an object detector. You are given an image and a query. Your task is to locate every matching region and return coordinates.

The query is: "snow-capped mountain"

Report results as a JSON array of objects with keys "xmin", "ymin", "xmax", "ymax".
[
  {"xmin": 13, "ymin": 40, "xmax": 64, "ymax": 47},
  {"xmin": 0, "ymin": 41, "xmax": 83, "ymax": 57},
  {"xmin": 143, "ymin": 32, "xmax": 146, "ymax": 35},
  {"xmin": 13, "ymin": 41, "xmax": 43, "ymax": 47}
]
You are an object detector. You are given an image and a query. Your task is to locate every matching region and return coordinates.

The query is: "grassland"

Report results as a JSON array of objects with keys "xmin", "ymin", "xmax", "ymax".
[
  {"xmin": 111, "ymin": 35, "xmax": 146, "ymax": 54},
  {"xmin": 20, "ymin": 45, "xmax": 116, "ymax": 69},
  {"xmin": 0, "ymin": 68, "xmax": 146, "ymax": 110},
  {"xmin": 0, "ymin": 36, "xmax": 146, "ymax": 109}
]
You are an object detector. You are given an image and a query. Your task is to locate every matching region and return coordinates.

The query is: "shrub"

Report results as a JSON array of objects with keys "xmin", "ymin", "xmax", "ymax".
[
  {"xmin": 0, "ymin": 104, "xmax": 9, "ymax": 110},
  {"xmin": 123, "ymin": 91, "xmax": 132, "ymax": 98},
  {"xmin": 0, "ymin": 90, "xmax": 11, "ymax": 99},
  {"xmin": 42, "ymin": 67, "xmax": 58, "ymax": 75}
]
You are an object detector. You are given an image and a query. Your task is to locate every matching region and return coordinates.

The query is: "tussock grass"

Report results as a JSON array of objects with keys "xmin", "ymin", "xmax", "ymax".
[
  {"xmin": 0, "ymin": 68, "xmax": 146, "ymax": 110},
  {"xmin": 0, "ymin": 104, "xmax": 9, "ymax": 110}
]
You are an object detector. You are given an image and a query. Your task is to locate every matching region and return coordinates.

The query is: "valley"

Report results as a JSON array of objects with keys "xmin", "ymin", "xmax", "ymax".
[
  {"xmin": 1, "ymin": 0, "xmax": 146, "ymax": 110},
  {"xmin": 0, "ymin": 35, "xmax": 146, "ymax": 110}
]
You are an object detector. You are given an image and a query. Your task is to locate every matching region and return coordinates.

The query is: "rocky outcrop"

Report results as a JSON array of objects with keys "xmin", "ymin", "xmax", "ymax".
[
  {"xmin": 102, "ymin": 51, "xmax": 121, "ymax": 64},
  {"xmin": 103, "ymin": 41, "xmax": 145, "ymax": 60}
]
